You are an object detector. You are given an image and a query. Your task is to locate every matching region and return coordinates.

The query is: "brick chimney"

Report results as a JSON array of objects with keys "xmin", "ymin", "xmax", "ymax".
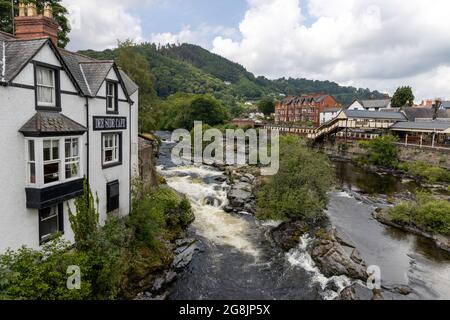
[{"xmin": 14, "ymin": 2, "xmax": 59, "ymax": 46}]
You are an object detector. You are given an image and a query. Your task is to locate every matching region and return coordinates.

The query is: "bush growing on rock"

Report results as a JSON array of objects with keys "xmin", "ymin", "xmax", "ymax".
[
  {"xmin": 388, "ymin": 192, "xmax": 450, "ymax": 235},
  {"xmin": 256, "ymin": 136, "xmax": 333, "ymax": 221},
  {"xmin": 399, "ymin": 161, "xmax": 450, "ymax": 184}
]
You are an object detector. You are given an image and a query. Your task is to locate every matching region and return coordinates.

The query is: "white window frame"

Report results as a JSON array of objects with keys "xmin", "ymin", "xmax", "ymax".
[
  {"xmin": 106, "ymin": 81, "xmax": 116, "ymax": 112},
  {"xmin": 36, "ymin": 66, "xmax": 56, "ymax": 107},
  {"xmin": 103, "ymin": 133, "xmax": 120, "ymax": 166},
  {"xmin": 26, "ymin": 140, "xmax": 37, "ymax": 185},
  {"xmin": 25, "ymin": 136, "xmax": 84, "ymax": 188},
  {"xmin": 64, "ymin": 137, "xmax": 81, "ymax": 180}
]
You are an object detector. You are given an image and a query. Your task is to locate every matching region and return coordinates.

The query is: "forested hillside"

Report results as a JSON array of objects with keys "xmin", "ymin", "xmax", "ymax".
[{"xmin": 79, "ymin": 43, "xmax": 385, "ymax": 107}]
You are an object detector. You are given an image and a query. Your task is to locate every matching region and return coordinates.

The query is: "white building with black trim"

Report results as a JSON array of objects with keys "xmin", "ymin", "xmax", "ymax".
[{"xmin": 0, "ymin": 6, "xmax": 139, "ymax": 252}]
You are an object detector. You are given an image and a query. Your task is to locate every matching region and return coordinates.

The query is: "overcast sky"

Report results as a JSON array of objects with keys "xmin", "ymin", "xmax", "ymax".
[{"xmin": 63, "ymin": 0, "xmax": 450, "ymax": 101}]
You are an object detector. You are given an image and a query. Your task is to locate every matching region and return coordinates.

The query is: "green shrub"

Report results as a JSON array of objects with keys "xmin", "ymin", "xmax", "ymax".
[
  {"xmin": 400, "ymin": 161, "xmax": 450, "ymax": 184},
  {"xmin": 388, "ymin": 192, "xmax": 450, "ymax": 235},
  {"xmin": 0, "ymin": 239, "xmax": 92, "ymax": 300},
  {"xmin": 256, "ymin": 136, "xmax": 333, "ymax": 221},
  {"xmin": 68, "ymin": 180, "xmax": 100, "ymax": 251},
  {"xmin": 388, "ymin": 202, "xmax": 415, "ymax": 224},
  {"xmin": 415, "ymin": 201, "xmax": 450, "ymax": 235},
  {"xmin": 359, "ymin": 135, "xmax": 399, "ymax": 168}
]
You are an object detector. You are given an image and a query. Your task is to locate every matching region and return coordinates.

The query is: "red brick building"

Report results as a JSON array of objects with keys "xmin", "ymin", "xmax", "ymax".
[{"xmin": 275, "ymin": 94, "xmax": 339, "ymax": 126}]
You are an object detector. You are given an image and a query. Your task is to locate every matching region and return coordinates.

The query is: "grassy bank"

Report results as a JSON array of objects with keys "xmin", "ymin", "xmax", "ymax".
[{"xmin": 357, "ymin": 136, "xmax": 450, "ymax": 185}]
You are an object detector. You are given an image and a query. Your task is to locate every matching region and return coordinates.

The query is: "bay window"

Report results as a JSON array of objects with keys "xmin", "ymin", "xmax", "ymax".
[
  {"xmin": 36, "ymin": 66, "xmax": 56, "ymax": 107},
  {"xmin": 25, "ymin": 137, "xmax": 83, "ymax": 187}
]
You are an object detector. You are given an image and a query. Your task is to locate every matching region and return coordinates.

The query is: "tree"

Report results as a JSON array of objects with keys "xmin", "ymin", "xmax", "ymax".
[
  {"xmin": 391, "ymin": 86, "xmax": 415, "ymax": 108},
  {"xmin": 359, "ymin": 135, "xmax": 399, "ymax": 168},
  {"xmin": 258, "ymin": 97, "xmax": 276, "ymax": 116},
  {"xmin": 0, "ymin": 0, "xmax": 71, "ymax": 48},
  {"xmin": 116, "ymin": 40, "xmax": 158, "ymax": 132},
  {"xmin": 169, "ymin": 94, "xmax": 229, "ymax": 130},
  {"xmin": 256, "ymin": 136, "xmax": 334, "ymax": 221}
]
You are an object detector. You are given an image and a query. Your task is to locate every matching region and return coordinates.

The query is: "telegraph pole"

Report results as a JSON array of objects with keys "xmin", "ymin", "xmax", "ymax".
[{"xmin": 11, "ymin": 0, "xmax": 15, "ymax": 35}]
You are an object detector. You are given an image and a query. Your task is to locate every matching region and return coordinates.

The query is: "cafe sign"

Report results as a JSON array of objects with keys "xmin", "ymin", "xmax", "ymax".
[{"xmin": 93, "ymin": 116, "xmax": 127, "ymax": 131}]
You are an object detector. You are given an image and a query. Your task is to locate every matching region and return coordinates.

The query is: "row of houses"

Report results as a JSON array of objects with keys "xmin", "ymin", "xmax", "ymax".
[
  {"xmin": 275, "ymin": 92, "xmax": 450, "ymax": 127},
  {"xmin": 0, "ymin": 4, "xmax": 140, "ymax": 252}
]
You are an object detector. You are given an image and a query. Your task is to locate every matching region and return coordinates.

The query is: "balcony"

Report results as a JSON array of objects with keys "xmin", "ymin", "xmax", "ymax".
[{"xmin": 25, "ymin": 178, "xmax": 84, "ymax": 209}]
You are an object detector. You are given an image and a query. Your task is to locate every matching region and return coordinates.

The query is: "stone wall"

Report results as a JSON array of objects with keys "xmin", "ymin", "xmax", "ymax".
[{"xmin": 321, "ymin": 140, "xmax": 450, "ymax": 169}]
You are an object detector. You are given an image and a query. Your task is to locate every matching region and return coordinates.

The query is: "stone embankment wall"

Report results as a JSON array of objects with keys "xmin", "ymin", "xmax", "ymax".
[{"xmin": 321, "ymin": 140, "xmax": 450, "ymax": 169}]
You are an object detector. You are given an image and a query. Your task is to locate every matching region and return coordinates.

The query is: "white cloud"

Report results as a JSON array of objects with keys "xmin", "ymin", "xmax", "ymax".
[
  {"xmin": 63, "ymin": 0, "xmax": 149, "ymax": 50},
  {"xmin": 212, "ymin": 0, "xmax": 450, "ymax": 101}
]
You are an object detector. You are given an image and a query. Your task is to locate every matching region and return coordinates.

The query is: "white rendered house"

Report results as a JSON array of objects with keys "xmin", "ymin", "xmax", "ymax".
[{"xmin": 0, "ymin": 7, "xmax": 139, "ymax": 252}]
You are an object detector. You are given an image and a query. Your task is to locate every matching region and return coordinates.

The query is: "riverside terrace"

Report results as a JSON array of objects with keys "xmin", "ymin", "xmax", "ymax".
[{"xmin": 261, "ymin": 109, "xmax": 450, "ymax": 149}]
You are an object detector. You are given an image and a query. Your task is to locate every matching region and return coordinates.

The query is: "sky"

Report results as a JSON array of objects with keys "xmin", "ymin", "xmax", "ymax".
[{"xmin": 63, "ymin": 0, "xmax": 450, "ymax": 102}]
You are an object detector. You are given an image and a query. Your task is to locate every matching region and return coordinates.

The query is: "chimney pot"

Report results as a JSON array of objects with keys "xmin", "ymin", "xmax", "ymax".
[
  {"xmin": 19, "ymin": 3, "xmax": 26, "ymax": 17},
  {"xmin": 26, "ymin": 3, "xmax": 37, "ymax": 17},
  {"xmin": 43, "ymin": 4, "xmax": 53, "ymax": 19}
]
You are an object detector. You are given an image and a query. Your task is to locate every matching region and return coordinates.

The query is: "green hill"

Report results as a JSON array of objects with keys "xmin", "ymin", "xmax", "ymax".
[{"xmin": 79, "ymin": 43, "xmax": 385, "ymax": 107}]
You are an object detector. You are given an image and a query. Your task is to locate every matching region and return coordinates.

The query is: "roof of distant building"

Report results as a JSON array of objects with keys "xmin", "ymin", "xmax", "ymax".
[
  {"xmin": 391, "ymin": 121, "xmax": 450, "ymax": 132},
  {"xmin": 344, "ymin": 110, "xmax": 407, "ymax": 121}
]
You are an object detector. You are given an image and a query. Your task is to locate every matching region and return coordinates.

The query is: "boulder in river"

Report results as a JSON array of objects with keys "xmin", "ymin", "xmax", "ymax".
[
  {"xmin": 338, "ymin": 282, "xmax": 381, "ymax": 300},
  {"xmin": 271, "ymin": 220, "xmax": 310, "ymax": 252},
  {"xmin": 312, "ymin": 228, "xmax": 368, "ymax": 281}
]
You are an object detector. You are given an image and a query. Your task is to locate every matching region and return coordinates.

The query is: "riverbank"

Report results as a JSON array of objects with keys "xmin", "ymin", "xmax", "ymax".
[{"xmin": 373, "ymin": 209, "xmax": 450, "ymax": 253}]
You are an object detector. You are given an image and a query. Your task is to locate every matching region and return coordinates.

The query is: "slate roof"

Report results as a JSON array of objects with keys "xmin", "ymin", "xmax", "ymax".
[
  {"xmin": 403, "ymin": 108, "xmax": 450, "ymax": 121},
  {"xmin": 345, "ymin": 110, "xmax": 407, "ymax": 121},
  {"xmin": 19, "ymin": 112, "xmax": 87, "ymax": 136},
  {"xmin": 0, "ymin": 32, "xmax": 138, "ymax": 99},
  {"xmin": 391, "ymin": 121, "xmax": 450, "ymax": 132},
  {"xmin": 441, "ymin": 101, "xmax": 450, "ymax": 109},
  {"xmin": 0, "ymin": 38, "xmax": 48, "ymax": 83},
  {"xmin": 79, "ymin": 61, "xmax": 114, "ymax": 96},
  {"xmin": 360, "ymin": 99, "xmax": 391, "ymax": 109},
  {"xmin": 119, "ymin": 69, "xmax": 139, "ymax": 95},
  {"xmin": 0, "ymin": 30, "xmax": 15, "ymax": 40}
]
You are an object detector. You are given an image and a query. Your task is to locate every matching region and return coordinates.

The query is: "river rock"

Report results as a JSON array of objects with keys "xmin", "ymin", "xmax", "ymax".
[
  {"xmin": 338, "ymin": 282, "xmax": 378, "ymax": 300},
  {"xmin": 271, "ymin": 221, "xmax": 309, "ymax": 252},
  {"xmin": 172, "ymin": 242, "xmax": 200, "ymax": 270},
  {"xmin": 312, "ymin": 228, "xmax": 368, "ymax": 281}
]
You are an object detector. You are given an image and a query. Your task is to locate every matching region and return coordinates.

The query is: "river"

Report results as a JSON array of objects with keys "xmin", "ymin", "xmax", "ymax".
[{"xmin": 156, "ymin": 132, "xmax": 450, "ymax": 300}]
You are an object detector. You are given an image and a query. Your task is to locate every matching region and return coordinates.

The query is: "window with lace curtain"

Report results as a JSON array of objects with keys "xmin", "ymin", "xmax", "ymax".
[{"xmin": 36, "ymin": 66, "xmax": 56, "ymax": 107}]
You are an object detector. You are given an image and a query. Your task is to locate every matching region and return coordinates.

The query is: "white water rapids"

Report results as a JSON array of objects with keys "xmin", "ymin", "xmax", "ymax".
[{"xmin": 156, "ymin": 132, "xmax": 351, "ymax": 300}]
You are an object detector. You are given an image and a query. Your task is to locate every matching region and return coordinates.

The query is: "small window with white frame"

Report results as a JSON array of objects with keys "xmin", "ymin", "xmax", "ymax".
[
  {"xmin": 27, "ymin": 140, "xmax": 36, "ymax": 185},
  {"xmin": 43, "ymin": 139, "xmax": 60, "ymax": 184},
  {"xmin": 103, "ymin": 133, "xmax": 121, "ymax": 166},
  {"xmin": 36, "ymin": 66, "xmax": 56, "ymax": 107},
  {"xmin": 64, "ymin": 138, "xmax": 80, "ymax": 179},
  {"xmin": 106, "ymin": 81, "xmax": 117, "ymax": 113}
]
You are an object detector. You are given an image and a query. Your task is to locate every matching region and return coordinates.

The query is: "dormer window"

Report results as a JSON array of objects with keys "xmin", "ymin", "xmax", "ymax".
[
  {"xmin": 106, "ymin": 81, "xmax": 118, "ymax": 114},
  {"xmin": 36, "ymin": 66, "xmax": 56, "ymax": 107}
]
